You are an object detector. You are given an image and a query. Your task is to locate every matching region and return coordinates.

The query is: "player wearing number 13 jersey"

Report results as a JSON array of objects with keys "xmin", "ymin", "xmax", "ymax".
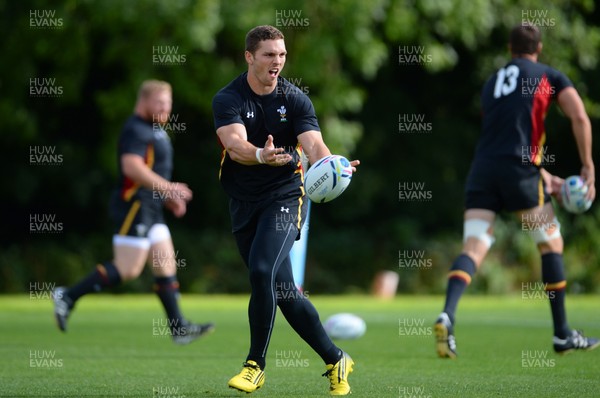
[
  {"xmin": 476, "ymin": 50, "xmax": 572, "ymax": 165},
  {"xmin": 434, "ymin": 23, "xmax": 598, "ymax": 358}
]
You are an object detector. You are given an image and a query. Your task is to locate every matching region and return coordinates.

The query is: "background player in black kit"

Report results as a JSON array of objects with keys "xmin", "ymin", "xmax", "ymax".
[
  {"xmin": 53, "ymin": 80, "xmax": 214, "ymax": 344},
  {"xmin": 435, "ymin": 24, "xmax": 598, "ymax": 358},
  {"xmin": 213, "ymin": 25, "xmax": 359, "ymax": 395}
]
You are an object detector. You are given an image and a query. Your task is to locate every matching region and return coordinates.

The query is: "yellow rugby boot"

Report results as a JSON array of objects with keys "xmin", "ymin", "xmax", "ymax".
[
  {"xmin": 323, "ymin": 352, "xmax": 354, "ymax": 396},
  {"xmin": 228, "ymin": 360, "xmax": 265, "ymax": 393}
]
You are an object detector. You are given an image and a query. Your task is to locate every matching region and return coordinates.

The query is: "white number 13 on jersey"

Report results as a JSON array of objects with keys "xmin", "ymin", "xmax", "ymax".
[{"xmin": 493, "ymin": 65, "xmax": 519, "ymax": 98}]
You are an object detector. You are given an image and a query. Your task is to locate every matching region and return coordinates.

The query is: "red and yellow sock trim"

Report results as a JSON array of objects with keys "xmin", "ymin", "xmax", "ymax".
[
  {"xmin": 448, "ymin": 270, "xmax": 472, "ymax": 285},
  {"xmin": 544, "ymin": 280, "xmax": 567, "ymax": 291},
  {"xmin": 96, "ymin": 264, "xmax": 110, "ymax": 284},
  {"xmin": 153, "ymin": 281, "xmax": 180, "ymax": 292}
]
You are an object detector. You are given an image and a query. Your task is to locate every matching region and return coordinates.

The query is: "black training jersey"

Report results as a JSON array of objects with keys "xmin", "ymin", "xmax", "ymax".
[
  {"xmin": 116, "ymin": 114, "xmax": 173, "ymax": 203},
  {"xmin": 212, "ymin": 72, "xmax": 320, "ymax": 201},
  {"xmin": 475, "ymin": 58, "xmax": 572, "ymax": 164}
]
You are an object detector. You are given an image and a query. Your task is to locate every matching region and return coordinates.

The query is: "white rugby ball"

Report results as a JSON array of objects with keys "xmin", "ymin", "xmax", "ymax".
[
  {"xmin": 323, "ymin": 313, "xmax": 366, "ymax": 340},
  {"xmin": 304, "ymin": 155, "xmax": 352, "ymax": 203},
  {"xmin": 561, "ymin": 175, "xmax": 592, "ymax": 214}
]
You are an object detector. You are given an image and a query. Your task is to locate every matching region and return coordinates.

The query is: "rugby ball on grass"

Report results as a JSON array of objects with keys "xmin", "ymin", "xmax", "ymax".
[
  {"xmin": 323, "ymin": 313, "xmax": 366, "ymax": 340},
  {"xmin": 561, "ymin": 175, "xmax": 592, "ymax": 214},
  {"xmin": 304, "ymin": 155, "xmax": 352, "ymax": 203}
]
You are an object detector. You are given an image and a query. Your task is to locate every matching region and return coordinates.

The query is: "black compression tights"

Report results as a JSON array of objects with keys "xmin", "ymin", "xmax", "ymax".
[{"xmin": 234, "ymin": 210, "xmax": 341, "ymax": 369}]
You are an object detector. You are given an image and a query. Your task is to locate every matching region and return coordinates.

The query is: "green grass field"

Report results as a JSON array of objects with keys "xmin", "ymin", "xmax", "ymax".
[{"xmin": 1, "ymin": 294, "xmax": 599, "ymax": 397}]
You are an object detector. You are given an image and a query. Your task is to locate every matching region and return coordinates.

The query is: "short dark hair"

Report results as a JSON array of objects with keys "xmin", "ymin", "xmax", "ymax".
[
  {"xmin": 245, "ymin": 25, "xmax": 285, "ymax": 54},
  {"xmin": 509, "ymin": 23, "xmax": 541, "ymax": 55}
]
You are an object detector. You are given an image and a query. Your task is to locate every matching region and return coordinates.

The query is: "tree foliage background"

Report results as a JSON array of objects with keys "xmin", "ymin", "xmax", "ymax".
[{"xmin": 3, "ymin": 0, "xmax": 600, "ymax": 295}]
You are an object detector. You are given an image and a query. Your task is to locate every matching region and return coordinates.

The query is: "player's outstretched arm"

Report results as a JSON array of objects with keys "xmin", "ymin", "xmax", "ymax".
[
  {"xmin": 217, "ymin": 124, "xmax": 291, "ymax": 166},
  {"xmin": 557, "ymin": 87, "xmax": 595, "ymax": 201},
  {"xmin": 298, "ymin": 130, "xmax": 360, "ymax": 171}
]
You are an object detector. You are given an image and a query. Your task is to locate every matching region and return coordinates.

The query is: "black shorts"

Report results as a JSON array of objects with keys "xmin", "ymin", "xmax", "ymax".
[
  {"xmin": 109, "ymin": 192, "xmax": 164, "ymax": 238},
  {"xmin": 465, "ymin": 159, "xmax": 550, "ymax": 213},
  {"xmin": 228, "ymin": 193, "xmax": 307, "ymax": 268},
  {"xmin": 229, "ymin": 193, "xmax": 308, "ymax": 240}
]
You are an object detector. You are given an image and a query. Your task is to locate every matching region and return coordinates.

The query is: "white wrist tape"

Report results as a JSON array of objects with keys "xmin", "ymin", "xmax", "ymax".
[{"xmin": 256, "ymin": 148, "xmax": 265, "ymax": 164}]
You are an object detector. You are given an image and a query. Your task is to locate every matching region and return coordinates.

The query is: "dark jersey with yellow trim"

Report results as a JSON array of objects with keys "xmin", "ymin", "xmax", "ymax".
[
  {"xmin": 212, "ymin": 73, "xmax": 319, "ymax": 202},
  {"xmin": 476, "ymin": 58, "xmax": 572, "ymax": 164},
  {"xmin": 116, "ymin": 115, "xmax": 173, "ymax": 204}
]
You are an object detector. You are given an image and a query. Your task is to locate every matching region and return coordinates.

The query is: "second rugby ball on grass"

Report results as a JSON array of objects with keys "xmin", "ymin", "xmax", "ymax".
[{"xmin": 323, "ymin": 313, "xmax": 366, "ymax": 340}]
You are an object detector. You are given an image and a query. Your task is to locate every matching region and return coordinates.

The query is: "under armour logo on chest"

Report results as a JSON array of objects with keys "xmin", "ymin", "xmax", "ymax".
[{"xmin": 246, "ymin": 111, "xmax": 254, "ymax": 118}]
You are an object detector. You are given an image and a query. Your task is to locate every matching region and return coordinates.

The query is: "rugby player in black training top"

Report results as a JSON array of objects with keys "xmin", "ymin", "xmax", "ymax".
[
  {"xmin": 213, "ymin": 25, "xmax": 359, "ymax": 395},
  {"xmin": 53, "ymin": 80, "xmax": 214, "ymax": 345},
  {"xmin": 435, "ymin": 24, "xmax": 598, "ymax": 358}
]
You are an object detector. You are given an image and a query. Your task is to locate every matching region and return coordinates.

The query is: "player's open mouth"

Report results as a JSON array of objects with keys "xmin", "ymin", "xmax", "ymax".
[{"xmin": 269, "ymin": 68, "xmax": 279, "ymax": 78}]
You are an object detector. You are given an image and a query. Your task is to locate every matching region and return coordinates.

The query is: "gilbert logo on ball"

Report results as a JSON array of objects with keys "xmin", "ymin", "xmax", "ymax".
[
  {"xmin": 561, "ymin": 175, "xmax": 592, "ymax": 214},
  {"xmin": 304, "ymin": 155, "xmax": 352, "ymax": 203}
]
